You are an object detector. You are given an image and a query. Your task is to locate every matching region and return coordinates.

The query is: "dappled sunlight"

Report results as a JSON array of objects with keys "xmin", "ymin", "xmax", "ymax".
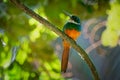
[
  {"xmin": 101, "ymin": 2, "xmax": 120, "ymax": 47},
  {"xmin": 0, "ymin": 52, "xmax": 11, "ymax": 68},
  {"xmin": 29, "ymin": 26, "xmax": 41, "ymax": 42},
  {"xmin": 29, "ymin": 18, "xmax": 40, "ymax": 26},
  {"xmin": 101, "ymin": 29, "xmax": 119, "ymax": 47},
  {"xmin": 29, "ymin": 17, "xmax": 58, "ymax": 42},
  {"xmin": 59, "ymin": 13, "xmax": 69, "ymax": 24}
]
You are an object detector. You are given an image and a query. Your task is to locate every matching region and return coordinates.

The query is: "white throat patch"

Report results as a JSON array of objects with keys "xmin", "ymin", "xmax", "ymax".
[{"xmin": 68, "ymin": 19, "xmax": 81, "ymax": 25}]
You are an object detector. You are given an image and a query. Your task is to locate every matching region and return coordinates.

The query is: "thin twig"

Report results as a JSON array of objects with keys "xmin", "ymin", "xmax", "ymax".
[{"xmin": 10, "ymin": 0, "xmax": 100, "ymax": 80}]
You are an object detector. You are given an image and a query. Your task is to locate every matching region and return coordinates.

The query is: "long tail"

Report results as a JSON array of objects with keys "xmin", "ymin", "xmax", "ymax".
[{"xmin": 61, "ymin": 41, "xmax": 70, "ymax": 72}]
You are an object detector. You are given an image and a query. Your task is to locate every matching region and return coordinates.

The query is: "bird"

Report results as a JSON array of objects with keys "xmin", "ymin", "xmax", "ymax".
[{"xmin": 61, "ymin": 12, "xmax": 81, "ymax": 73}]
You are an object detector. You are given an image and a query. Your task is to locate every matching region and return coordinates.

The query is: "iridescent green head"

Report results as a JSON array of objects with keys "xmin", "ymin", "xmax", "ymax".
[
  {"xmin": 70, "ymin": 15, "xmax": 80, "ymax": 24},
  {"xmin": 63, "ymin": 11, "xmax": 80, "ymax": 24}
]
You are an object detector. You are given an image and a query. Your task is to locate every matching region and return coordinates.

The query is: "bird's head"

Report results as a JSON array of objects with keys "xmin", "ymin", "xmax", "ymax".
[
  {"xmin": 63, "ymin": 11, "xmax": 80, "ymax": 24},
  {"xmin": 70, "ymin": 15, "xmax": 80, "ymax": 24}
]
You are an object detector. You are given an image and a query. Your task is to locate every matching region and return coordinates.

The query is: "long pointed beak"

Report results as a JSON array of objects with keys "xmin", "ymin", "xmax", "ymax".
[{"xmin": 63, "ymin": 11, "xmax": 72, "ymax": 17}]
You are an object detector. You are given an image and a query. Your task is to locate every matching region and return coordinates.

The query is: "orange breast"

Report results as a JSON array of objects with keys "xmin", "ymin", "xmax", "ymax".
[{"xmin": 65, "ymin": 29, "xmax": 80, "ymax": 40}]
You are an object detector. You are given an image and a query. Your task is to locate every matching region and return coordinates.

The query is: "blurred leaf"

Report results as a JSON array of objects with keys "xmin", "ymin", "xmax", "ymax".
[
  {"xmin": 101, "ymin": 1, "xmax": 120, "ymax": 47},
  {"xmin": 101, "ymin": 29, "xmax": 119, "ymax": 47}
]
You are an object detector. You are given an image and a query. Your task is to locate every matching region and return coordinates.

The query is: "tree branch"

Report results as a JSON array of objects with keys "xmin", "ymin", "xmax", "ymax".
[{"xmin": 10, "ymin": 0, "xmax": 100, "ymax": 80}]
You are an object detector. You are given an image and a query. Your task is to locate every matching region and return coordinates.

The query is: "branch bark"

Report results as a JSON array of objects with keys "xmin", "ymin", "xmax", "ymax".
[{"xmin": 10, "ymin": 0, "xmax": 100, "ymax": 80}]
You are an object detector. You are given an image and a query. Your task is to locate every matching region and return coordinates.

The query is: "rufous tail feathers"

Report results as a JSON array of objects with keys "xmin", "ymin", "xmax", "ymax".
[{"xmin": 61, "ymin": 41, "xmax": 70, "ymax": 72}]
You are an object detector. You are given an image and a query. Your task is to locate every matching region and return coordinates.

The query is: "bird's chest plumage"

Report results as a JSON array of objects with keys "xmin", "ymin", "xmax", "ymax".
[
  {"xmin": 63, "ymin": 22, "xmax": 81, "ymax": 40},
  {"xmin": 65, "ymin": 29, "xmax": 80, "ymax": 40}
]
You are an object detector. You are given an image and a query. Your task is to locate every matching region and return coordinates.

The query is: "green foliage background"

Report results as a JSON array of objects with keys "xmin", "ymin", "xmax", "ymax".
[
  {"xmin": 0, "ymin": 0, "xmax": 119, "ymax": 80},
  {"xmin": 101, "ymin": 1, "xmax": 120, "ymax": 47}
]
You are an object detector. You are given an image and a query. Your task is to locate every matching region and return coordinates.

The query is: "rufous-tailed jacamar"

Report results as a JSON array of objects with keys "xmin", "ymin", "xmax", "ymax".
[{"xmin": 61, "ymin": 13, "xmax": 81, "ymax": 72}]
